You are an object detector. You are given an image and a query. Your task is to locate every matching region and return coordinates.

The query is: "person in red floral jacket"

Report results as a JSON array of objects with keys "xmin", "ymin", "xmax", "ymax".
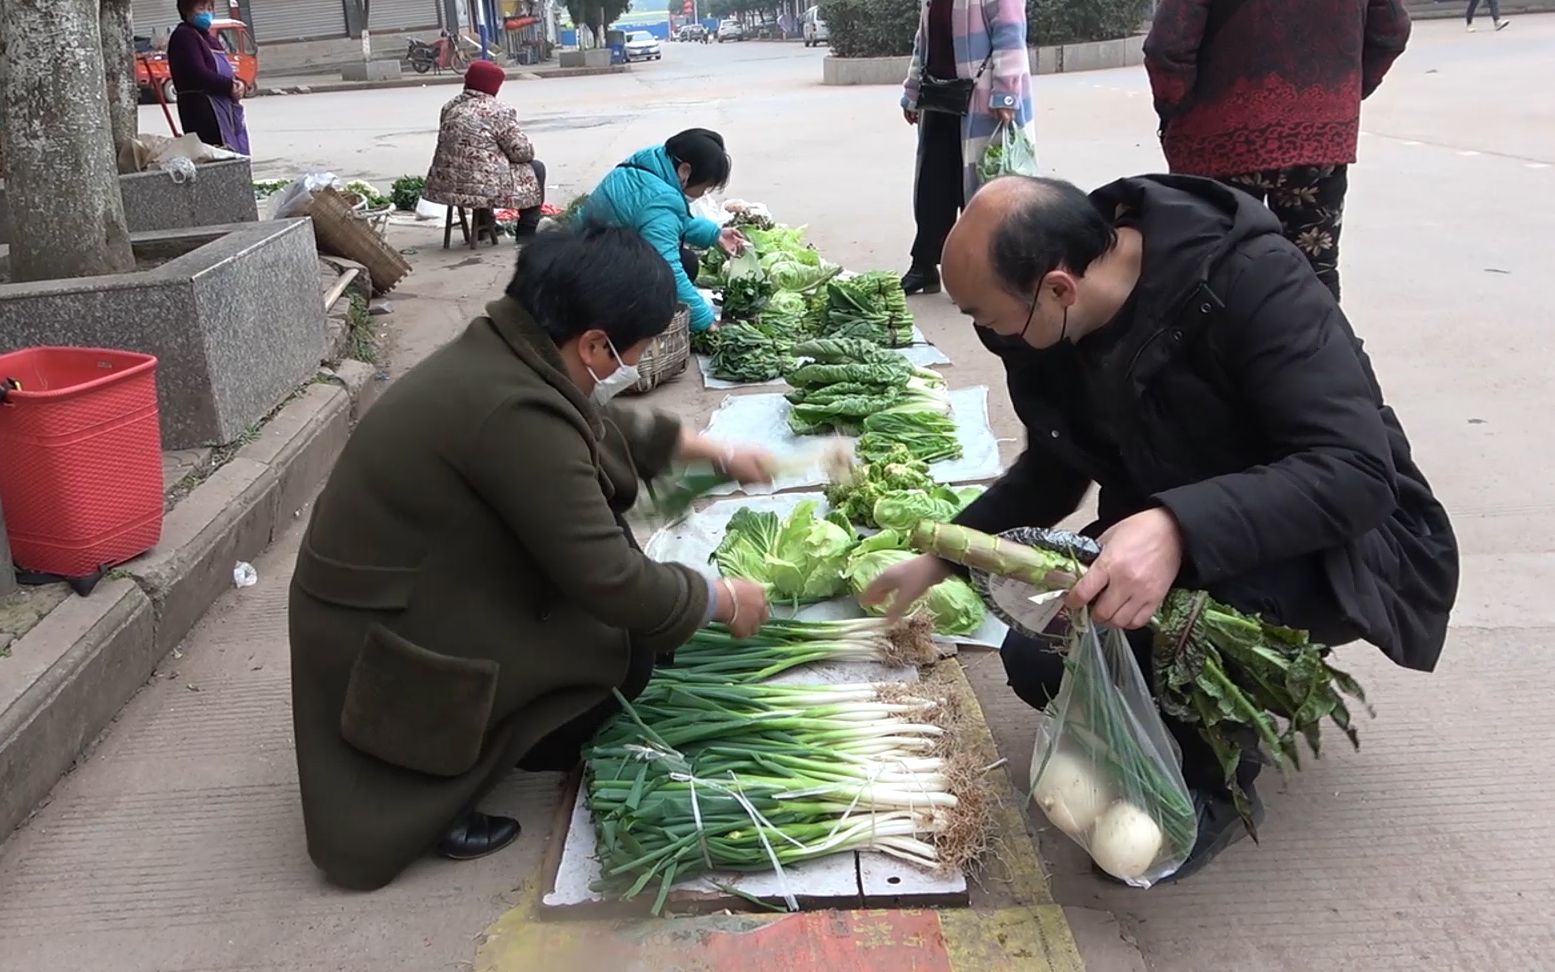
[{"xmin": 1144, "ymin": 0, "xmax": 1411, "ymax": 300}]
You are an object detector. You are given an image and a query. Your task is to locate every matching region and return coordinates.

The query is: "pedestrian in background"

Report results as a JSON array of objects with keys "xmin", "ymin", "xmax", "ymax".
[
  {"xmin": 899, "ymin": 0, "xmax": 1034, "ymax": 296},
  {"xmin": 1465, "ymin": 0, "xmax": 1510, "ymax": 31},
  {"xmin": 1144, "ymin": 0, "xmax": 1411, "ymax": 300}
]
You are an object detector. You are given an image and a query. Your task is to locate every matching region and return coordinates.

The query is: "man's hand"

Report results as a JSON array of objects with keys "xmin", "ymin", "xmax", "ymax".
[
  {"xmin": 1064, "ymin": 508, "xmax": 1184, "ymax": 630},
  {"xmin": 715, "ymin": 577, "xmax": 771, "ymax": 638},
  {"xmin": 903, "ymin": 107, "xmax": 919, "ymax": 125},
  {"xmin": 718, "ymin": 226, "xmax": 748, "ymax": 256},
  {"xmin": 992, "ymin": 107, "xmax": 1015, "ymax": 126},
  {"xmin": 860, "ymin": 553, "xmax": 951, "ymax": 620}
]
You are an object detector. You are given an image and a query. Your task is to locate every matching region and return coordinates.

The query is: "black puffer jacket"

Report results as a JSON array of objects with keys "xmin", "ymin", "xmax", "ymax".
[{"xmin": 955, "ymin": 174, "xmax": 1458, "ymax": 672}]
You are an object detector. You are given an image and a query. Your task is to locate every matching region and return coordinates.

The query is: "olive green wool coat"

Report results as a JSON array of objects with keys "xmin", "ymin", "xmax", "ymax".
[{"xmin": 288, "ymin": 297, "xmax": 710, "ymax": 891}]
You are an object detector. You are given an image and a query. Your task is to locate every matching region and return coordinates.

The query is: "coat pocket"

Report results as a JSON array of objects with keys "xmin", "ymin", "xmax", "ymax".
[{"xmin": 339, "ymin": 624, "xmax": 499, "ymax": 777}]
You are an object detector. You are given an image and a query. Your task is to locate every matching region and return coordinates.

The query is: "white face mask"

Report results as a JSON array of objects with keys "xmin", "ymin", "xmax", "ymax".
[{"xmin": 586, "ymin": 338, "xmax": 639, "ymax": 405}]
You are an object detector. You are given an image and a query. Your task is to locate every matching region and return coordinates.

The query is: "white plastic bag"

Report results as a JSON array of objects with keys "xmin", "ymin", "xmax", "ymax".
[
  {"xmin": 976, "ymin": 121, "xmax": 1040, "ymax": 185},
  {"xmin": 1029, "ymin": 611, "xmax": 1195, "ymax": 887},
  {"xmin": 270, "ymin": 171, "xmax": 343, "ymax": 219}
]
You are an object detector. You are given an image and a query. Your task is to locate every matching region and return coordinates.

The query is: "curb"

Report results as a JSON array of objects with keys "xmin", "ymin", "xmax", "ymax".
[
  {"xmin": 822, "ymin": 34, "xmax": 1145, "ymax": 86},
  {"xmin": 253, "ymin": 64, "xmax": 628, "ymax": 98},
  {"xmin": 0, "ymin": 373, "xmax": 375, "ymax": 839}
]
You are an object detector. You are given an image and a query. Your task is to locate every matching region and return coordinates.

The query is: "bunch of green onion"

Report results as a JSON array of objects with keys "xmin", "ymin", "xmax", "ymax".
[
  {"xmin": 585, "ymin": 677, "xmax": 990, "ymax": 913},
  {"xmin": 666, "ymin": 615, "xmax": 938, "ymax": 684}
]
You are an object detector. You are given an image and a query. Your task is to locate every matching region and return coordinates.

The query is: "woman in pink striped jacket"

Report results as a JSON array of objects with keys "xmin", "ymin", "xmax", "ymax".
[{"xmin": 900, "ymin": 0, "xmax": 1035, "ymax": 296}]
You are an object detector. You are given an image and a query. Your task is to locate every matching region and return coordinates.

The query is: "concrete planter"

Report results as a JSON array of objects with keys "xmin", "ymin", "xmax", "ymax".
[
  {"xmin": 822, "ymin": 34, "xmax": 1146, "ymax": 86},
  {"xmin": 0, "ymin": 158, "xmax": 258, "ymax": 245},
  {"xmin": 558, "ymin": 48, "xmax": 613, "ymax": 69},
  {"xmin": 0, "ymin": 219, "xmax": 326, "ymax": 449}
]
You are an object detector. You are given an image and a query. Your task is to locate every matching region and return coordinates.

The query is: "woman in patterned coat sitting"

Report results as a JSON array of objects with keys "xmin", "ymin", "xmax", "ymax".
[{"xmin": 422, "ymin": 60, "xmax": 547, "ymax": 240}]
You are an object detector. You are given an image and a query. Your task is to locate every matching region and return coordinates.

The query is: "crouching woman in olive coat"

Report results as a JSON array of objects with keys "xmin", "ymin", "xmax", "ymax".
[{"xmin": 289, "ymin": 224, "xmax": 773, "ymax": 891}]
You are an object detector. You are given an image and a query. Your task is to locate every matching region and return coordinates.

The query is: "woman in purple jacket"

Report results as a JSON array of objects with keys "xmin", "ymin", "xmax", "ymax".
[{"xmin": 166, "ymin": 0, "xmax": 250, "ymax": 155}]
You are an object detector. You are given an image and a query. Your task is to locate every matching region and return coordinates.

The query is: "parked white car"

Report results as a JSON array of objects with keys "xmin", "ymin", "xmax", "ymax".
[
  {"xmin": 802, "ymin": 5, "xmax": 829, "ymax": 46},
  {"xmin": 717, "ymin": 20, "xmax": 746, "ymax": 42},
  {"xmin": 625, "ymin": 30, "xmax": 662, "ymax": 60}
]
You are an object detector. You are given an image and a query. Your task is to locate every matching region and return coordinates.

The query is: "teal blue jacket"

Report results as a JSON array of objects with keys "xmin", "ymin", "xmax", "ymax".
[{"xmin": 584, "ymin": 145, "xmax": 722, "ymax": 332}]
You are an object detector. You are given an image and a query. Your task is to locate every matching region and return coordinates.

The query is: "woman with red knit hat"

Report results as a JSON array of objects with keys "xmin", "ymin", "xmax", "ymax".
[{"xmin": 423, "ymin": 59, "xmax": 548, "ymax": 240}]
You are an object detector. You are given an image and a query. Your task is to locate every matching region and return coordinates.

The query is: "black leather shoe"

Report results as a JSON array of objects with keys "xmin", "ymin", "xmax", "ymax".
[
  {"xmin": 1092, "ymin": 783, "xmax": 1265, "ymax": 886},
  {"xmin": 901, "ymin": 265, "xmax": 941, "ymax": 296},
  {"xmin": 436, "ymin": 810, "xmax": 520, "ymax": 861}
]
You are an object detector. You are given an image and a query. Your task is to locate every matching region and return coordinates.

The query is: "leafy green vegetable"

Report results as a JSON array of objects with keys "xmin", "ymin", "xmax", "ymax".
[
  {"xmin": 708, "ymin": 321, "xmax": 797, "ymax": 383},
  {"xmin": 821, "ymin": 273, "xmax": 913, "ymax": 347},
  {"xmin": 872, "ymin": 490, "xmax": 963, "ymax": 532},
  {"xmin": 791, "ymin": 337, "xmax": 898, "ymax": 365},
  {"xmin": 824, "ymin": 446, "xmax": 937, "ymax": 526},
  {"xmin": 712, "ymin": 501, "xmax": 859, "ymax": 603},
  {"xmin": 389, "ymin": 175, "xmax": 426, "ymax": 211},
  {"xmin": 843, "ymin": 531, "xmax": 986, "ymax": 635},
  {"xmin": 855, "ymin": 396, "xmax": 963, "ymax": 463},
  {"xmin": 252, "ymin": 178, "xmax": 291, "ymax": 199},
  {"xmin": 345, "ymin": 180, "xmax": 390, "ymax": 209},
  {"xmin": 787, "ymin": 360, "xmax": 914, "ymax": 388}
]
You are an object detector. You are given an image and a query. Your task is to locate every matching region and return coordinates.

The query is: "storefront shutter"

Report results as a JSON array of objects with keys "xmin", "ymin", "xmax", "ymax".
[
  {"xmin": 368, "ymin": 0, "xmax": 443, "ymax": 31},
  {"xmin": 249, "ymin": 0, "xmax": 349, "ymax": 42},
  {"xmin": 132, "ymin": 0, "xmax": 183, "ymax": 42}
]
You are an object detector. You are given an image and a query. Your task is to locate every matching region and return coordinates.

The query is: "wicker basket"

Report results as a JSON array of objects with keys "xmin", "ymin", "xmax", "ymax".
[
  {"xmin": 623, "ymin": 303, "xmax": 691, "ymax": 395},
  {"xmin": 302, "ymin": 186, "xmax": 412, "ymax": 294}
]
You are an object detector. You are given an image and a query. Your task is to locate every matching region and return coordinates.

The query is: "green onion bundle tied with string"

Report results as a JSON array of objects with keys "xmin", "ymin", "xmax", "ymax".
[
  {"xmin": 584, "ymin": 676, "xmax": 992, "ymax": 913},
  {"xmin": 910, "ymin": 521, "xmax": 1372, "ymax": 833}
]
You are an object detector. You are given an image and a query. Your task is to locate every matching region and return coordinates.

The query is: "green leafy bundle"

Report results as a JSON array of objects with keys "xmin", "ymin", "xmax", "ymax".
[
  {"xmin": 858, "ymin": 402, "xmax": 962, "ymax": 464},
  {"xmin": 712, "ymin": 501, "xmax": 859, "ymax": 602},
  {"xmin": 389, "ymin": 175, "xmax": 426, "ymax": 211},
  {"xmin": 746, "ymin": 225, "xmax": 841, "ymax": 293},
  {"xmin": 823, "ymin": 444, "xmax": 937, "ymax": 525},
  {"xmin": 822, "ymin": 273, "xmax": 914, "ymax": 347},
  {"xmin": 719, "ymin": 248, "xmax": 775, "ymax": 324},
  {"xmin": 708, "ymin": 321, "xmax": 798, "ymax": 383}
]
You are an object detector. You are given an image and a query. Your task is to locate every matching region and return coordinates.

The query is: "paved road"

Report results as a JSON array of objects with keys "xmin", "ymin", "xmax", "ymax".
[{"xmin": 21, "ymin": 17, "xmax": 1544, "ymax": 969}]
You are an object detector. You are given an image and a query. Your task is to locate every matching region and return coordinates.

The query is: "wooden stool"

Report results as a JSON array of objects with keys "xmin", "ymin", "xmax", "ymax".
[{"xmin": 443, "ymin": 205, "xmax": 501, "ymax": 250}]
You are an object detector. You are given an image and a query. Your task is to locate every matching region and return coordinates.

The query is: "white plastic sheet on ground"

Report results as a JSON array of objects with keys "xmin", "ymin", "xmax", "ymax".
[
  {"xmin": 643, "ymin": 492, "xmax": 1010, "ymax": 648},
  {"xmin": 695, "ymin": 326, "xmax": 952, "ymax": 390},
  {"xmin": 702, "ymin": 385, "xmax": 1002, "ymax": 493}
]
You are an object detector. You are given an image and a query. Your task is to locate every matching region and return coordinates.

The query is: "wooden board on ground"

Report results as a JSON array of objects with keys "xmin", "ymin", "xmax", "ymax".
[{"xmin": 540, "ymin": 660, "xmax": 971, "ymax": 918}]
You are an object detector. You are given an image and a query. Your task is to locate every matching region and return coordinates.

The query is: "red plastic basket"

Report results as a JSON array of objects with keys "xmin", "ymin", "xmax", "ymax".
[{"xmin": 0, "ymin": 347, "xmax": 164, "ymax": 579}]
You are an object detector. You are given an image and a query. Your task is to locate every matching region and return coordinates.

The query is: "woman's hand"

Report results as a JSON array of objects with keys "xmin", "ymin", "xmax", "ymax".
[
  {"xmin": 718, "ymin": 226, "xmax": 748, "ymax": 256},
  {"xmin": 715, "ymin": 444, "xmax": 776, "ymax": 486},
  {"xmin": 860, "ymin": 554, "xmax": 951, "ymax": 620},
  {"xmin": 678, "ymin": 431, "xmax": 774, "ymax": 486},
  {"xmin": 992, "ymin": 107, "xmax": 1015, "ymax": 126},
  {"xmin": 903, "ymin": 108, "xmax": 920, "ymax": 125},
  {"xmin": 714, "ymin": 577, "xmax": 771, "ymax": 638},
  {"xmin": 231, "ymin": 80, "xmax": 245, "ymax": 101}
]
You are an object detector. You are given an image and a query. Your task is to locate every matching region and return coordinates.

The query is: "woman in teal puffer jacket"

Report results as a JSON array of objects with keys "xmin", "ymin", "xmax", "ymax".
[{"xmin": 583, "ymin": 129, "xmax": 746, "ymax": 333}]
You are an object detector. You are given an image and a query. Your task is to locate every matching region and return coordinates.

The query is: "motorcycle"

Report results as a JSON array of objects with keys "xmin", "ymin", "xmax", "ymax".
[{"xmin": 406, "ymin": 38, "xmax": 438, "ymax": 74}]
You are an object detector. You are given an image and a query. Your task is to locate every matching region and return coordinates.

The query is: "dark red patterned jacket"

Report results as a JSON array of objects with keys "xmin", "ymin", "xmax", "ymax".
[{"xmin": 1144, "ymin": 0, "xmax": 1411, "ymax": 177}]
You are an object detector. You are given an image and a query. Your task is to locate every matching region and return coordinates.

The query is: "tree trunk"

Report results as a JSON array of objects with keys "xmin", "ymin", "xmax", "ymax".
[
  {"xmin": 0, "ymin": 0, "xmax": 135, "ymax": 282},
  {"xmin": 100, "ymin": 0, "xmax": 139, "ymax": 173}
]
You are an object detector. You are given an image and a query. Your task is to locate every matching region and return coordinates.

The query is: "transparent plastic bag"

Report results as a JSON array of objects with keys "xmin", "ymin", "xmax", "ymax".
[
  {"xmin": 976, "ymin": 121, "xmax": 1040, "ymax": 184},
  {"xmin": 1029, "ymin": 612, "xmax": 1196, "ymax": 887}
]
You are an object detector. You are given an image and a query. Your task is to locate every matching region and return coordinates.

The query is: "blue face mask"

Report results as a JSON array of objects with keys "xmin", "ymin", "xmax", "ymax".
[{"xmin": 192, "ymin": 11, "xmax": 214, "ymax": 30}]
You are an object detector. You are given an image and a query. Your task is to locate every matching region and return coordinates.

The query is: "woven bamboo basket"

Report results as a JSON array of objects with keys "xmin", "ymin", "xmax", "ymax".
[
  {"xmin": 302, "ymin": 186, "xmax": 412, "ymax": 294},
  {"xmin": 624, "ymin": 303, "xmax": 691, "ymax": 395}
]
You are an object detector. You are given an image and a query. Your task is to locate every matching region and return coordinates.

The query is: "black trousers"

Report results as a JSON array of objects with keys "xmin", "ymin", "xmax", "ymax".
[
  {"xmin": 1001, "ymin": 626, "xmax": 1261, "ymax": 795},
  {"xmin": 1222, "ymin": 164, "xmax": 1348, "ymax": 301},
  {"xmin": 910, "ymin": 109, "xmax": 966, "ymax": 269},
  {"xmin": 680, "ymin": 245, "xmax": 700, "ymax": 282},
  {"xmin": 513, "ymin": 159, "xmax": 548, "ymax": 235},
  {"xmin": 1466, "ymin": 0, "xmax": 1501, "ymax": 23}
]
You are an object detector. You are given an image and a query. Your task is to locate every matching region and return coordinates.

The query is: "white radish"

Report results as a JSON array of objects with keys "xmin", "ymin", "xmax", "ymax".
[
  {"xmin": 1030, "ymin": 750, "xmax": 1113, "ymax": 837},
  {"xmin": 1090, "ymin": 801, "xmax": 1165, "ymax": 882}
]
